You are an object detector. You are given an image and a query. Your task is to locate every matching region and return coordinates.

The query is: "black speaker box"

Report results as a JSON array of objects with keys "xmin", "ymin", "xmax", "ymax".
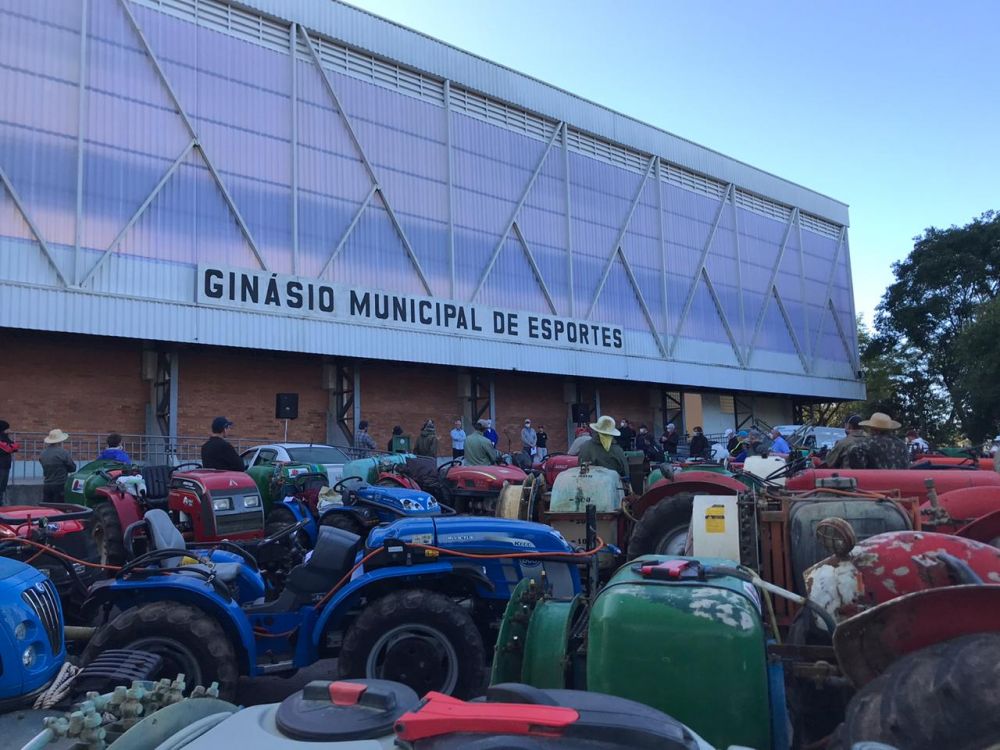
[
  {"xmin": 275, "ymin": 392, "xmax": 299, "ymax": 420},
  {"xmin": 571, "ymin": 403, "xmax": 591, "ymax": 424}
]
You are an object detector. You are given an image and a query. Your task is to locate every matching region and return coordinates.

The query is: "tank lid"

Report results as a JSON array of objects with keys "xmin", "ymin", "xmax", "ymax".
[{"xmin": 275, "ymin": 678, "xmax": 418, "ymax": 741}]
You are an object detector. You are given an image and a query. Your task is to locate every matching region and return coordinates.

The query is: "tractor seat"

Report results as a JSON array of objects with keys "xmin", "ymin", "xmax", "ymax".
[
  {"xmin": 141, "ymin": 465, "xmax": 173, "ymax": 501},
  {"xmin": 285, "ymin": 525, "xmax": 361, "ymax": 596},
  {"xmin": 143, "ymin": 509, "xmax": 242, "ymax": 583}
]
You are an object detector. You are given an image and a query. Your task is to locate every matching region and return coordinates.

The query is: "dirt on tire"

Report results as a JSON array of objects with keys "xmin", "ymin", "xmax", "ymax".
[
  {"xmin": 91, "ymin": 501, "xmax": 126, "ymax": 567},
  {"xmin": 627, "ymin": 493, "xmax": 695, "ymax": 559}
]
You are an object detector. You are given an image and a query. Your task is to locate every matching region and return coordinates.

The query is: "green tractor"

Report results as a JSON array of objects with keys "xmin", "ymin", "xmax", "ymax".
[{"xmin": 244, "ymin": 460, "xmax": 329, "ymax": 516}]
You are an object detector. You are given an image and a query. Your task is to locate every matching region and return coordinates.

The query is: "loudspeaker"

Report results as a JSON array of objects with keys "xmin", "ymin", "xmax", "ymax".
[
  {"xmin": 571, "ymin": 403, "xmax": 591, "ymax": 424},
  {"xmin": 275, "ymin": 393, "xmax": 299, "ymax": 420}
]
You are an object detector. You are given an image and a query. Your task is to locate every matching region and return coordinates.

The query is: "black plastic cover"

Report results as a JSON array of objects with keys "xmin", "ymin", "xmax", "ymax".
[
  {"xmin": 276, "ymin": 679, "xmax": 418, "ymax": 741},
  {"xmin": 72, "ymin": 649, "xmax": 164, "ymax": 696}
]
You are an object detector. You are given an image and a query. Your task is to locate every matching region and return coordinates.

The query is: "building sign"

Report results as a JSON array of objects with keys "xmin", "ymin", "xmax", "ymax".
[{"xmin": 196, "ymin": 265, "xmax": 624, "ymax": 352}]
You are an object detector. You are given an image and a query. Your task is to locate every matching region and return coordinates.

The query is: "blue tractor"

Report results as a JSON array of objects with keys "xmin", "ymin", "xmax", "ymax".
[
  {"xmin": 82, "ymin": 509, "xmax": 583, "ymax": 702},
  {"xmin": 0, "ymin": 557, "xmax": 65, "ymax": 709}
]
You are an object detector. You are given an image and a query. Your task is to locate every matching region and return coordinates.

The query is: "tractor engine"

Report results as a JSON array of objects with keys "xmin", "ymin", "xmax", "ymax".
[{"xmin": 168, "ymin": 469, "xmax": 265, "ymax": 541}]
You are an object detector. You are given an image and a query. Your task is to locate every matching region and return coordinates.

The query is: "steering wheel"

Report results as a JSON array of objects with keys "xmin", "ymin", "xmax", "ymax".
[
  {"xmin": 259, "ymin": 518, "xmax": 311, "ymax": 548},
  {"xmin": 173, "ymin": 462, "xmax": 202, "ymax": 472},
  {"xmin": 332, "ymin": 477, "xmax": 364, "ymax": 495},
  {"xmin": 437, "ymin": 459, "xmax": 463, "ymax": 474}
]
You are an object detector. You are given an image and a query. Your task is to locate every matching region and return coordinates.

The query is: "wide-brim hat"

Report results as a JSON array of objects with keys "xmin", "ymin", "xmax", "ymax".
[
  {"xmin": 44, "ymin": 428, "xmax": 70, "ymax": 444},
  {"xmin": 860, "ymin": 412, "xmax": 901, "ymax": 430},
  {"xmin": 590, "ymin": 415, "xmax": 621, "ymax": 437}
]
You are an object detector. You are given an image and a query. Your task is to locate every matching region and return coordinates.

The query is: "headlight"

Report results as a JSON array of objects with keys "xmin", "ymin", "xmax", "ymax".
[
  {"xmin": 243, "ymin": 495, "xmax": 261, "ymax": 508},
  {"xmin": 212, "ymin": 497, "xmax": 233, "ymax": 512},
  {"xmin": 14, "ymin": 621, "xmax": 28, "ymax": 640},
  {"xmin": 22, "ymin": 645, "xmax": 36, "ymax": 668},
  {"xmin": 401, "ymin": 499, "xmax": 415, "ymax": 510},
  {"xmin": 427, "ymin": 498, "xmax": 438, "ymax": 507}
]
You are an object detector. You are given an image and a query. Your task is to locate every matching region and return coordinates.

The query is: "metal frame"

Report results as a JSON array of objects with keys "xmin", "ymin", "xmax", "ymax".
[
  {"xmin": 471, "ymin": 123, "xmax": 563, "ymax": 303},
  {"xmin": 325, "ymin": 360, "xmax": 357, "ymax": 448},
  {"xmin": 73, "ymin": 0, "xmax": 89, "ymax": 287},
  {"xmin": 810, "ymin": 226, "xmax": 851, "ymax": 369},
  {"xmin": 660, "ymin": 390, "xmax": 683, "ymax": 433},
  {"xmin": 290, "ymin": 22, "xmax": 299, "ymax": 275},
  {"xmin": 300, "ymin": 27, "xmax": 432, "ymax": 294},
  {"xmin": 0, "ymin": 165, "xmax": 69, "ymax": 286},
  {"xmin": 444, "ymin": 79, "xmax": 456, "ymax": 298},
  {"xmin": 81, "ymin": 0, "xmax": 267, "ymax": 288},
  {"xmin": 656, "ymin": 158, "xmax": 669, "ymax": 355},
  {"xmin": 586, "ymin": 157, "xmax": 666, "ymax": 358},
  {"xmin": 562, "ymin": 123, "xmax": 574, "ymax": 317}
]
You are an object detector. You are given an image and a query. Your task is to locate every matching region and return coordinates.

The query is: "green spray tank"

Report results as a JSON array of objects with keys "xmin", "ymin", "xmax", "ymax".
[
  {"xmin": 64, "ymin": 459, "xmax": 129, "ymax": 505},
  {"xmin": 491, "ymin": 556, "xmax": 780, "ymax": 750},
  {"xmin": 245, "ymin": 461, "xmax": 328, "ymax": 514}
]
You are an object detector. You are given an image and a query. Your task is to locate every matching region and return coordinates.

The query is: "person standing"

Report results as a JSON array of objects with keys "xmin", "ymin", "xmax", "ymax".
[
  {"xmin": 725, "ymin": 428, "xmax": 738, "ymax": 454},
  {"xmin": 860, "ymin": 412, "xmax": 909, "ymax": 469},
  {"xmin": 464, "ymin": 420, "xmax": 498, "ymax": 466},
  {"xmin": 660, "ymin": 423, "xmax": 679, "ymax": 457},
  {"xmin": 0, "ymin": 420, "xmax": 20, "ymax": 504},
  {"xmin": 201, "ymin": 417, "xmax": 244, "ymax": 471},
  {"xmin": 354, "ymin": 420, "xmax": 377, "ymax": 456},
  {"xmin": 568, "ymin": 426, "xmax": 591, "ymax": 456},
  {"xmin": 536, "ymin": 424, "xmax": 548, "ymax": 460},
  {"xmin": 905, "ymin": 429, "xmax": 930, "ymax": 458},
  {"xmin": 824, "ymin": 415, "xmax": 870, "ymax": 469},
  {"xmin": 521, "ymin": 419, "xmax": 538, "ymax": 457},
  {"xmin": 450, "ymin": 419, "xmax": 467, "ymax": 461},
  {"xmin": 688, "ymin": 426, "xmax": 710, "ymax": 459},
  {"xmin": 635, "ymin": 424, "xmax": 664, "ymax": 463},
  {"xmin": 97, "ymin": 433, "xmax": 131, "ymax": 463},
  {"xmin": 387, "ymin": 425, "xmax": 404, "ymax": 452},
  {"xmin": 484, "ymin": 419, "xmax": 499, "ymax": 448},
  {"xmin": 414, "ymin": 419, "xmax": 439, "ymax": 458},
  {"xmin": 577, "ymin": 416, "xmax": 629, "ymax": 477},
  {"xmin": 39, "ymin": 429, "xmax": 75, "ymax": 502},
  {"xmin": 768, "ymin": 428, "xmax": 792, "ymax": 456},
  {"xmin": 617, "ymin": 419, "xmax": 635, "ymax": 451}
]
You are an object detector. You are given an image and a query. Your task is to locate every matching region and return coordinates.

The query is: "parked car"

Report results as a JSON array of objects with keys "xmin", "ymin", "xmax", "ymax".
[
  {"xmin": 774, "ymin": 424, "xmax": 846, "ymax": 451},
  {"xmin": 240, "ymin": 443, "xmax": 349, "ymax": 486}
]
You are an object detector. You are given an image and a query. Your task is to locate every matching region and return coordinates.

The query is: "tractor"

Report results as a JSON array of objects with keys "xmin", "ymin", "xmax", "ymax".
[
  {"xmin": 81, "ymin": 509, "xmax": 589, "ymax": 702},
  {"xmin": 79, "ymin": 464, "xmax": 264, "ymax": 566},
  {"xmin": 244, "ymin": 459, "xmax": 330, "ymax": 517}
]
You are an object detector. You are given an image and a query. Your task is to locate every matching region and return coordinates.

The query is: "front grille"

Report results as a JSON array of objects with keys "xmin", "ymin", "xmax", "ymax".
[
  {"xmin": 215, "ymin": 510, "xmax": 263, "ymax": 536},
  {"xmin": 22, "ymin": 579, "xmax": 62, "ymax": 653}
]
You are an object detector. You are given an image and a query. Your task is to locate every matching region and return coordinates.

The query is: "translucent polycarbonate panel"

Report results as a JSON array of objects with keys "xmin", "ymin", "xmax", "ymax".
[{"xmin": 0, "ymin": 4, "xmax": 82, "ymax": 247}]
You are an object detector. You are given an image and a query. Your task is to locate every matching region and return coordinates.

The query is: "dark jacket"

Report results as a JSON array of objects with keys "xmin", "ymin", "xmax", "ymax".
[
  {"xmin": 0, "ymin": 429, "xmax": 19, "ymax": 470},
  {"xmin": 617, "ymin": 426, "xmax": 635, "ymax": 451},
  {"xmin": 414, "ymin": 427, "xmax": 439, "ymax": 458},
  {"xmin": 40, "ymin": 445, "xmax": 75, "ymax": 486},
  {"xmin": 536, "ymin": 430, "xmax": 548, "ymax": 449},
  {"xmin": 577, "ymin": 437, "xmax": 629, "ymax": 477},
  {"xmin": 688, "ymin": 433, "xmax": 710, "ymax": 459},
  {"xmin": 660, "ymin": 430, "xmax": 679, "ymax": 455},
  {"xmin": 201, "ymin": 436, "xmax": 244, "ymax": 471},
  {"xmin": 635, "ymin": 432, "xmax": 663, "ymax": 462}
]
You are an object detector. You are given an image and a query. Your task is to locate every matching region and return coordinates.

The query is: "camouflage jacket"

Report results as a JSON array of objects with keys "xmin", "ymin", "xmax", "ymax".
[
  {"xmin": 865, "ymin": 433, "xmax": 910, "ymax": 470},
  {"xmin": 825, "ymin": 432, "xmax": 870, "ymax": 469}
]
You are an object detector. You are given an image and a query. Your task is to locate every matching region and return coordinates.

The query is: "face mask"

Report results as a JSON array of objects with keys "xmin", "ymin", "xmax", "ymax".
[{"xmin": 599, "ymin": 434, "xmax": 613, "ymax": 451}]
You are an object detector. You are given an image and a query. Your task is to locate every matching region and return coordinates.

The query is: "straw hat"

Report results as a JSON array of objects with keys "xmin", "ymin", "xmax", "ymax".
[
  {"xmin": 589, "ymin": 415, "xmax": 621, "ymax": 437},
  {"xmin": 859, "ymin": 412, "xmax": 901, "ymax": 431},
  {"xmin": 44, "ymin": 428, "xmax": 70, "ymax": 444}
]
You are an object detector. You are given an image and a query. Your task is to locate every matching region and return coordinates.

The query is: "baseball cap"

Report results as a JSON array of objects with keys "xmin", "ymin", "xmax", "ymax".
[
  {"xmin": 212, "ymin": 416, "xmax": 234, "ymax": 432},
  {"xmin": 846, "ymin": 414, "xmax": 863, "ymax": 428}
]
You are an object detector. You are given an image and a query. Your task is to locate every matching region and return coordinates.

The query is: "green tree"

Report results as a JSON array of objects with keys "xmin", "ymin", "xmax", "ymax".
[
  {"xmin": 952, "ymin": 296, "xmax": 1000, "ymax": 442},
  {"xmin": 875, "ymin": 210, "xmax": 1000, "ymax": 437}
]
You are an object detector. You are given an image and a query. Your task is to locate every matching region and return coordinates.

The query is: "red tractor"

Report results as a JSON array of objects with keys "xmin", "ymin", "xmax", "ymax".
[
  {"xmin": 87, "ymin": 466, "xmax": 264, "ymax": 565},
  {"xmin": 376, "ymin": 457, "xmax": 528, "ymax": 515}
]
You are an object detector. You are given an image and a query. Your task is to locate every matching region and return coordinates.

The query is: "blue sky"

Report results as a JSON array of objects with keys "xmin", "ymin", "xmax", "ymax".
[{"xmin": 346, "ymin": 0, "xmax": 1000, "ymax": 327}]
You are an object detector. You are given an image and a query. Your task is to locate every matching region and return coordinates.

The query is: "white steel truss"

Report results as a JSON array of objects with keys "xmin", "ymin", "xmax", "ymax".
[
  {"xmin": 810, "ymin": 226, "xmax": 857, "ymax": 370},
  {"xmin": 300, "ymin": 27, "xmax": 433, "ymax": 296},
  {"xmin": 0, "ymin": 165, "xmax": 69, "ymax": 287},
  {"xmin": 80, "ymin": 0, "xmax": 267, "ymax": 288}
]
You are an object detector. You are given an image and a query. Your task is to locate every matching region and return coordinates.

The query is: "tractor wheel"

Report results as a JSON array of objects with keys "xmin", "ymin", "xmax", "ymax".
[
  {"xmin": 82, "ymin": 602, "xmax": 239, "ymax": 701},
  {"xmin": 627, "ymin": 493, "xmax": 694, "ymax": 559},
  {"xmin": 91, "ymin": 501, "xmax": 126, "ymax": 567},
  {"xmin": 829, "ymin": 633, "xmax": 1000, "ymax": 750},
  {"xmin": 338, "ymin": 589, "xmax": 486, "ymax": 699},
  {"xmin": 319, "ymin": 512, "xmax": 366, "ymax": 538}
]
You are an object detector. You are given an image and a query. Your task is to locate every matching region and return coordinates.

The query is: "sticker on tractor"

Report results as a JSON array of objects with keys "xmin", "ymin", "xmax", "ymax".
[
  {"xmin": 406, "ymin": 533, "xmax": 433, "ymax": 545},
  {"xmin": 705, "ymin": 504, "xmax": 726, "ymax": 534},
  {"xmin": 71, "ymin": 478, "xmax": 84, "ymax": 493},
  {"xmin": 288, "ymin": 467, "xmax": 306, "ymax": 477}
]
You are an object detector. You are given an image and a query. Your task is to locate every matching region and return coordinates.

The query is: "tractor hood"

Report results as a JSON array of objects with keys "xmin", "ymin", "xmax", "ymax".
[
  {"xmin": 366, "ymin": 516, "xmax": 574, "ymax": 554},
  {"xmin": 355, "ymin": 485, "xmax": 439, "ymax": 515}
]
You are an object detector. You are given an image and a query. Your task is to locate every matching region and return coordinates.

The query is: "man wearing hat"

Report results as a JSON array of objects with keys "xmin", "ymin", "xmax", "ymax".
[
  {"xmin": 861, "ymin": 412, "xmax": 909, "ymax": 469},
  {"xmin": 578, "ymin": 415, "xmax": 629, "ymax": 477},
  {"xmin": 464, "ymin": 420, "xmax": 499, "ymax": 466},
  {"xmin": 824, "ymin": 415, "xmax": 870, "ymax": 469},
  {"xmin": 39, "ymin": 429, "xmax": 76, "ymax": 502},
  {"xmin": 201, "ymin": 417, "xmax": 244, "ymax": 471}
]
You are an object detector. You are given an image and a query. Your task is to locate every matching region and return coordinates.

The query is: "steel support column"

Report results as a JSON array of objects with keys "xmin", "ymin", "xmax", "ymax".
[
  {"xmin": 656, "ymin": 157, "xmax": 669, "ymax": 355},
  {"xmin": 563, "ymin": 123, "xmax": 574, "ymax": 317},
  {"xmin": 73, "ymin": 0, "xmax": 89, "ymax": 287},
  {"xmin": 444, "ymin": 79, "xmax": 456, "ymax": 298},
  {"xmin": 290, "ymin": 22, "xmax": 299, "ymax": 274}
]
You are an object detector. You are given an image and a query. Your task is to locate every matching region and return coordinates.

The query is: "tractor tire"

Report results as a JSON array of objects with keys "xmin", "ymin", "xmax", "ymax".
[
  {"xmin": 264, "ymin": 506, "xmax": 298, "ymax": 538},
  {"xmin": 828, "ymin": 633, "xmax": 1000, "ymax": 750},
  {"xmin": 319, "ymin": 512, "xmax": 366, "ymax": 538},
  {"xmin": 627, "ymin": 493, "xmax": 694, "ymax": 559},
  {"xmin": 82, "ymin": 602, "xmax": 239, "ymax": 701},
  {"xmin": 91, "ymin": 501, "xmax": 126, "ymax": 567},
  {"xmin": 338, "ymin": 589, "xmax": 486, "ymax": 699}
]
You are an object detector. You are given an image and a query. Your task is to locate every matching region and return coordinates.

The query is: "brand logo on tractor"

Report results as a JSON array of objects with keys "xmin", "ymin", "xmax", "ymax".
[
  {"xmin": 228, "ymin": 479, "xmax": 238, "ymax": 487},
  {"xmin": 71, "ymin": 479, "xmax": 84, "ymax": 493},
  {"xmin": 34, "ymin": 582, "xmax": 46, "ymax": 593},
  {"xmin": 183, "ymin": 498, "xmax": 194, "ymax": 508}
]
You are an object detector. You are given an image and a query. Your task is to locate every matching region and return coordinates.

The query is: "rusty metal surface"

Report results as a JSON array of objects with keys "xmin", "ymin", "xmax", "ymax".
[
  {"xmin": 833, "ymin": 584, "xmax": 1000, "ymax": 686},
  {"xmin": 956, "ymin": 507, "xmax": 1000, "ymax": 545},
  {"xmin": 924, "ymin": 485, "xmax": 1000, "ymax": 533}
]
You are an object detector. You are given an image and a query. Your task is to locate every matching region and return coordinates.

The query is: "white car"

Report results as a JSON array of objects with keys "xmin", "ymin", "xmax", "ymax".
[
  {"xmin": 773, "ymin": 425, "xmax": 846, "ymax": 451},
  {"xmin": 240, "ymin": 443, "xmax": 351, "ymax": 487}
]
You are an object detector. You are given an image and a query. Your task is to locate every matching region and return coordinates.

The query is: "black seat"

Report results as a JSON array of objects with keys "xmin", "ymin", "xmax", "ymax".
[
  {"xmin": 141, "ymin": 465, "xmax": 173, "ymax": 500},
  {"xmin": 285, "ymin": 526, "xmax": 361, "ymax": 597}
]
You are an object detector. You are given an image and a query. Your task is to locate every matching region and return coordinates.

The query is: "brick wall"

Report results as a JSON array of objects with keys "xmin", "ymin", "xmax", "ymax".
[
  {"xmin": 598, "ymin": 381, "xmax": 660, "ymax": 436},
  {"xmin": 0, "ymin": 329, "xmax": 146, "ymax": 435},
  {"xmin": 177, "ymin": 347, "xmax": 327, "ymax": 443},
  {"xmin": 492, "ymin": 371, "xmax": 569, "ymax": 453}
]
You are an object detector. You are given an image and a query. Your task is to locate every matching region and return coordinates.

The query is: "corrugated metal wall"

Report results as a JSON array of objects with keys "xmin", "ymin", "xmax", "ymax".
[{"xmin": 0, "ymin": 0, "xmax": 862, "ymax": 397}]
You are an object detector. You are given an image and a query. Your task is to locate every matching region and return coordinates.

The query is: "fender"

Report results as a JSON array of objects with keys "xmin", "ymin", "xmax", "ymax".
[
  {"xmin": 956, "ymin": 507, "xmax": 1000, "ymax": 545},
  {"xmin": 92, "ymin": 486, "xmax": 143, "ymax": 529},
  {"xmin": 85, "ymin": 575, "xmax": 257, "ymax": 673},
  {"xmin": 925, "ymin": 485, "xmax": 1000, "ymax": 533},
  {"xmin": 633, "ymin": 471, "xmax": 745, "ymax": 517},
  {"xmin": 833, "ymin": 584, "xmax": 1000, "ymax": 687},
  {"xmin": 282, "ymin": 497, "xmax": 318, "ymax": 546},
  {"xmin": 312, "ymin": 561, "xmax": 459, "ymax": 647}
]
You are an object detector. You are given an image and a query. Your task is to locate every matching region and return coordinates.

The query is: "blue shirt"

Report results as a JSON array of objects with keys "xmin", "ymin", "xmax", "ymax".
[
  {"xmin": 98, "ymin": 447, "xmax": 131, "ymax": 463},
  {"xmin": 770, "ymin": 436, "xmax": 792, "ymax": 454},
  {"xmin": 484, "ymin": 428, "xmax": 498, "ymax": 447}
]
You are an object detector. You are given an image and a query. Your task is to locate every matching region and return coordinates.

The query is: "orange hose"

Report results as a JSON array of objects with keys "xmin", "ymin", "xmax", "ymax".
[{"xmin": 0, "ymin": 526, "xmax": 121, "ymax": 571}]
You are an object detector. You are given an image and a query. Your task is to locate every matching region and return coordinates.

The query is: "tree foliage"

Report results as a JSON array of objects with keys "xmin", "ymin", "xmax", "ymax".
[
  {"xmin": 952, "ymin": 296, "xmax": 1000, "ymax": 442},
  {"xmin": 875, "ymin": 210, "xmax": 1000, "ymax": 437}
]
